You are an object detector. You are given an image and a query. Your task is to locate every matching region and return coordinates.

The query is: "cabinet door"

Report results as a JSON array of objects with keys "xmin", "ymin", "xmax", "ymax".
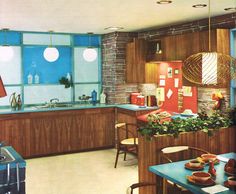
[
  {"xmin": 199, "ymin": 30, "xmax": 217, "ymax": 52},
  {"xmin": 186, "ymin": 31, "xmax": 200, "ymax": 58},
  {"xmin": 145, "ymin": 63, "xmax": 159, "ymax": 83},
  {"xmin": 126, "ymin": 42, "xmax": 135, "ymax": 83},
  {"xmin": 74, "ymin": 108, "xmax": 115, "ymax": 150},
  {"xmin": 0, "ymin": 116, "xmax": 30, "ymax": 157},
  {"xmin": 30, "ymin": 116, "xmax": 58, "ymax": 156},
  {"xmin": 134, "ymin": 38, "xmax": 146, "ymax": 83},
  {"xmin": 162, "ymin": 36, "xmax": 176, "ymax": 60},
  {"xmin": 126, "ymin": 38, "xmax": 146, "ymax": 83},
  {"xmin": 175, "ymin": 34, "xmax": 188, "ymax": 60},
  {"xmin": 216, "ymin": 29, "xmax": 230, "ymax": 54}
]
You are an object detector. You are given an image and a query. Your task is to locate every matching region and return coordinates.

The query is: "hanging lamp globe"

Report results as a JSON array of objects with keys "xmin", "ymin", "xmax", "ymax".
[
  {"xmin": 182, "ymin": 0, "xmax": 236, "ymax": 87},
  {"xmin": 43, "ymin": 47, "xmax": 59, "ymax": 62},
  {"xmin": 0, "ymin": 45, "xmax": 14, "ymax": 62},
  {"xmin": 183, "ymin": 52, "xmax": 236, "ymax": 87},
  {"xmin": 43, "ymin": 30, "xmax": 59, "ymax": 62},
  {"xmin": 83, "ymin": 47, "xmax": 97, "ymax": 62},
  {"xmin": 83, "ymin": 32, "xmax": 98, "ymax": 62}
]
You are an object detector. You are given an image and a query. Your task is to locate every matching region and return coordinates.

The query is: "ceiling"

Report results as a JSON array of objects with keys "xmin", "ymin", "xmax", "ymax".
[{"xmin": 0, "ymin": 0, "xmax": 235, "ymax": 34}]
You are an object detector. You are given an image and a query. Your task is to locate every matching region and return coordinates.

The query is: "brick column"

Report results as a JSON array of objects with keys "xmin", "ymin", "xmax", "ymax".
[{"xmin": 102, "ymin": 32, "xmax": 138, "ymax": 104}]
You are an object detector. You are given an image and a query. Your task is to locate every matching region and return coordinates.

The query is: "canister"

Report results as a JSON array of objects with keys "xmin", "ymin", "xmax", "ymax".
[
  {"xmin": 137, "ymin": 95, "xmax": 145, "ymax": 106},
  {"xmin": 130, "ymin": 92, "xmax": 140, "ymax": 104},
  {"xmin": 146, "ymin": 95, "xmax": 157, "ymax": 107}
]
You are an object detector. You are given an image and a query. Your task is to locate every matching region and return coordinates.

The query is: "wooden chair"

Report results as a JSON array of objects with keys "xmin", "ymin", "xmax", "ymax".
[
  {"xmin": 126, "ymin": 182, "xmax": 156, "ymax": 194},
  {"xmin": 160, "ymin": 145, "xmax": 209, "ymax": 194},
  {"xmin": 126, "ymin": 146, "xmax": 208, "ymax": 194},
  {"xmin": 114, "ymin": 123, "xmax": 138, "ymax": 168}
]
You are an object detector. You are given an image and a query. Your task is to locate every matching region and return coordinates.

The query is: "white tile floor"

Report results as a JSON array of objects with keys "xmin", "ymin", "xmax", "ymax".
[{"xmin": 26, "ymin": 149, "xmax": 138, "ymax": 194}]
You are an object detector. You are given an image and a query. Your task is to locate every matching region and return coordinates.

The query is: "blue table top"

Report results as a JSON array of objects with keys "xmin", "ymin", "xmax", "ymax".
[
  {"xmin": 149, "ymin": 153, "xmax": 236, "ymax": 194},
  {"xmin": 0, "ymin": 146, "xmax": 26, "ymax": 170}
]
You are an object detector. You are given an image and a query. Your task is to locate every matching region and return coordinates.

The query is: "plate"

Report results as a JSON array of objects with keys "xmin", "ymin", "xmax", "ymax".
[
  {"xmin": 197, "ymin": 157, "xmax": 220, "ymax": 165},
  {"xmin": 205, "ymin": 159, "xmax": 220, "ymax": 165},
  {"xmin": 185, "ymin": 162, "xmax": 204, "ymax": 171},
  {"xmin": 187, "ymin": 175, "xmax": 215, "ymax": 186},
  {"xmin": 224, "ymin": 180, "xmax": 236, "ymax": 190},
  {"xmin": 139, "ymin": 106, "xmax": 146, "ymax": 108},
  {"xmin": 225, "ymin": 170, "xmax": 236, "ymax": 176},
  {"xmin": 180, "ymin": 113, "xmax": 197, "ymax": 117}
]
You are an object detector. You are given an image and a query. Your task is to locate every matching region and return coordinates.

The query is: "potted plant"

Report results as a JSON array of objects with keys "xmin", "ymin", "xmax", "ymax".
[{"xmin": 138, "ymin": 110, "xmax": 232, "ymax": 140}]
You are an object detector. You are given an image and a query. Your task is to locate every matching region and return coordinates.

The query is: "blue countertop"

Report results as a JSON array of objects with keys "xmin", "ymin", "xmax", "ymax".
[
  {"xmin": 0, "ymin": 104, "xmax": 158, "ymax": 114},
  {"xmin": 116, "ymin": 104, "xmax": 158, "ymax": 111},
  {"xmin": 0, "ymin": 103, "xmax": 115, "ymax": 114},
  {"xmin": 0, "ymin": 146, "xmax": 26, "ymax": 170}
]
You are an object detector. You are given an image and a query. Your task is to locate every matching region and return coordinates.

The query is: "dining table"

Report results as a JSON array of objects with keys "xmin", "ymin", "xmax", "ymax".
[{"xmin": 149, "ymin": 152, "xmax": 236, "ymax": 194}]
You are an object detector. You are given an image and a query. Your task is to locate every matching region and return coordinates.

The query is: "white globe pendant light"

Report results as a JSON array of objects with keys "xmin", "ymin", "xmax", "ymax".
[
  {"xmin": 43, "ymin": 47, "xmax": 59, "ymax": 62},
  {"xmin": 83, "ymin": 47, "xmax": 97, "ymax": 62},
  {"xmin": 0, "ymin": 28, "xmax": 14, "ymax": 62},
  {"xmin": 83, "ymin": 32, "xmax": 97, "ymax": 62},
  {"xmin": 0, "ymin": 46, "xmax": 14, "ymax": 62},
  {"xmin": 44, "ymin": 31, "xmax": 59, "ymax": 62}
]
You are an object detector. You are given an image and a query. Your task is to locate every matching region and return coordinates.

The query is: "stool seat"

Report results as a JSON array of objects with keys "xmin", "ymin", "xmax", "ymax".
[{"xmin": 121, "ymin": 138, "xmax": 138, "ymax": 145}]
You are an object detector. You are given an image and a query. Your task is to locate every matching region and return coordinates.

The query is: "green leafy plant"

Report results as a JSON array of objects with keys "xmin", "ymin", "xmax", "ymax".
[
  {"xmin": 59, "ymin": 77, "xmax": 72, "ymax": 88},
  {"xmin": 138, "ymin": 110, "xmax": 232, "ymax": 139}
]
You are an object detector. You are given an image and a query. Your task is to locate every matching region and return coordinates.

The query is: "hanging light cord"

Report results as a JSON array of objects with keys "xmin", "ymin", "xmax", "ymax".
[
  {"xmin": 2, "ymin": 28, "xmax": 8, "ymax": 46},
  {"xmin": 49, "ymin": 31, "xmax": 53, "ymax": 47},
  {"xmin": 208, "ymin": 0, "xmax": 211, "ymax": 52},
  {"xmin": 88, "ymin": 32, "xmax": 93, "ymax": 48}
]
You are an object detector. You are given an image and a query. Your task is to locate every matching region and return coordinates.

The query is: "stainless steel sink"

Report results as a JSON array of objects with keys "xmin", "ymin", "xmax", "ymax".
[
  {"xmin": 54, "ymin": 103, "xmax": 73, "ymax": 108},
  {"xmin": 0, "ymin": 147, "xmax": 15, "ymax": 163},
  {"xmin": 35, "ymin": 103, "xmax": 73, "ymax": 109}
]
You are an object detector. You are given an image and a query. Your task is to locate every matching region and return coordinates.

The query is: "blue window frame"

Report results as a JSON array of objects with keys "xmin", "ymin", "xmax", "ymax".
[
  {"xmin": 230, "ymin": 28, "xmax": 236, "ymax": 107},
  {"xmin": 0, "ymin": 31, "xmax": 102, "ymax": 108}
]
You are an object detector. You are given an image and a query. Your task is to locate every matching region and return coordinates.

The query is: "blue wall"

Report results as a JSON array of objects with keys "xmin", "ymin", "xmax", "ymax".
[{"xmin": 23, "ymin": 46, "xmax": 72, "ymax": 84}]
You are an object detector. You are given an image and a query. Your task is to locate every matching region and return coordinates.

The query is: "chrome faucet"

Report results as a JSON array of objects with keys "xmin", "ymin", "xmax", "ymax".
[
  {"xmin": 49, "ymin": 98, "xmax": 59, "ymax": 107},
  {"xmin": 50, "ymin": 98, "xmax": 59, "ymax": 103}
]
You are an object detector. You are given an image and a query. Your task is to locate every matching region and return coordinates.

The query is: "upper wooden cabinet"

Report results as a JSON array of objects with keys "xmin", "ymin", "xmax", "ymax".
[
  {"xmin": 126, "ymin": 38, "xmax": 147, "ymax": 83},
  {"xmin": 125, "ymin": 29, "xmax": 230, "ymax": 84},
  {"xmin": 162, "ymin": 35, "xmax": 177, "ymax": 60},
  {"xmin": 147, "ymin": 29, "xmax": 230, "ymax": 61}
]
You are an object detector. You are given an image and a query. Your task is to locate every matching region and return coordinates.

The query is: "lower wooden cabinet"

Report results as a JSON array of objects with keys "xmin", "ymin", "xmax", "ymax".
[{"xmin": 0, "ymin": 108, "xmax": 115, "ymax": 158}]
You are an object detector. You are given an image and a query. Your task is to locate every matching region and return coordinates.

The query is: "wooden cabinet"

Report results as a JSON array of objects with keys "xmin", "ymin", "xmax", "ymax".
[
  {"xmin": 126, "ymin": 38, "xmax": 147, "ymax": 83},
  {"xmin": 147, "ymin": 29, "xmax": 230, "ymax": 62},
  {"xmin": 0, "ymin": 108, "xmax": 115, "ymax": 158},
  {"xmin": 145, "ymin": 62, "xmax": 159, "ymax": 83},
  {"xmin": 126, "ymin": 29, "xmax": 230, "ymax": 85},
  {"xmin": 0, "ymin": 115, "xmax": 31, "ymax": 157},
  {"xmin": 162, "ymin": 35, "xmax": 176, "ymax": 60}
]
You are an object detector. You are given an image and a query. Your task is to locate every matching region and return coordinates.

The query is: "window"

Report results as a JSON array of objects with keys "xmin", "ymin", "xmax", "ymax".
[{"xmin": 0, "ymin": 31, "xmax": 101, "ymax": 108}]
